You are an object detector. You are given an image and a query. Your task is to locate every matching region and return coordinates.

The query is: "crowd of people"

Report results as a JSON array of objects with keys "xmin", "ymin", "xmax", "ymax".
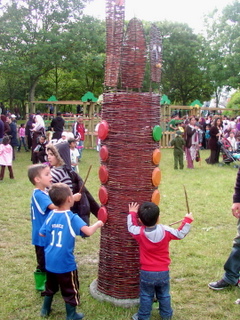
[
  {"xmin": 168, "ymin": 114, "xmax": 240, "ymax": 169},
  {"xmin": 1, "ymin": 108, "xmax": 240, "ymax": 319},
  {"xmin": 0, "ymin": 111, "xmax": 91, "ymax": 179}
]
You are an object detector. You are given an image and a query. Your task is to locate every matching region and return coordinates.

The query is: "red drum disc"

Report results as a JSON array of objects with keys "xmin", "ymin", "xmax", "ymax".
[
  {"xmin": 98, "ymin": 206, "xmax": 108, "ymax": 223},
  {"xmin": 100, "ymin": 145, "xmax": 109, "ymax": 161},
  {"xmin": 98, "ymin": 120, "xmax": 109, "ymax": 140},
  {"xmin": 99, "ymin": 186, "xmax": 108, "ymax": 205},
  {"xmin": 99, "ymin": 165, "xmax": 109, "ymax": 184}
]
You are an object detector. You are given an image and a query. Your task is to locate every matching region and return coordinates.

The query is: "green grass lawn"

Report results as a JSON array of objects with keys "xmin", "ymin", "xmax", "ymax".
[{"xmin": 0, "ymin": 148, "xmax": 240, "ymax": 319}]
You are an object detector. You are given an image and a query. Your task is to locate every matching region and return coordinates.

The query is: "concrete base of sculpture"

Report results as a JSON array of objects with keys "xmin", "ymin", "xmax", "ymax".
[{"xmin": 90, "ymin": 279, "xmax": 139, "ymax": 308}]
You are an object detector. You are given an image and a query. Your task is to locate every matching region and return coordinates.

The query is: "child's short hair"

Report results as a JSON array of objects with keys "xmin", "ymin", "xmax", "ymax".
[
  {"xmin": 28, "ymin": 163, "xmax": 49, "ymax": 185},
  {"xmin": 2, "ymin": 135, "xmax": 10, "ymax": 145},
  {"xmin": 68, "ymin": 137, "xmax": 76, "ymax": 144},
  {"xmin": 48, "ymin": 183, "xmax": 72, "ymax": 207},
  {"xmin": 138, "ymin": 201, "xmax": 160, "ymax": 227}
]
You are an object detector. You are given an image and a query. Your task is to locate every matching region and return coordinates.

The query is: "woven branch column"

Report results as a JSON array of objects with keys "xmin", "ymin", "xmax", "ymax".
[{"xmin": 96, "ymin": 92, "xmax": 160, "ymax": 300}]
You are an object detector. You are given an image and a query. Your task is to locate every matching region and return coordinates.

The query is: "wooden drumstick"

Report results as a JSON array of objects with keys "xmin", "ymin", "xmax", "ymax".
[
  {"xmin": 169, "ymin": 185, "xmax": 190, "ymax": 226},
  {"xmin": 183, "ymin": 184, "xmax": 190, "ymax": 214},
  {"xmin": 79, "ymin": 165, "xmax": 92, "ymax": 193}
]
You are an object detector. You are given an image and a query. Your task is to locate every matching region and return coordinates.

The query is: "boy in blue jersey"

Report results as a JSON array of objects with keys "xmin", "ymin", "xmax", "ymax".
[
  {"xmin": 28, "ymin": 164, "xmax": 58, "ymax": 290},
  {"xmin": 39, "ymin": 183, "xmax": 104, "ymax": 320}
]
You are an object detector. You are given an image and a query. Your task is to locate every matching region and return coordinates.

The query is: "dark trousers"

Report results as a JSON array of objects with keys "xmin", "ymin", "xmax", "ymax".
[
  {"xmin": 173, "ymin": 150, "xmax": 184, "ymax": 169},
  {"xmin": 42, "ymin": 269, "xmax": 80, "ymax": 306},
  {"xmin": 35, "ymin": 245, "xmax": 46, "ymax": 272},
  {"xmin": 206, "ymin": 145, "xmax": 221, "ymax": 164},
  {"xmin": 27, "ymin": 135, "xmax": 32, "ymax": 150}
]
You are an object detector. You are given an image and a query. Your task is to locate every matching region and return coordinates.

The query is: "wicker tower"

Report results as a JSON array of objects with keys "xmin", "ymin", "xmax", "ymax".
[{"xmin": 90, "ymin": 0, "xmax": 162, "ymax": 306}]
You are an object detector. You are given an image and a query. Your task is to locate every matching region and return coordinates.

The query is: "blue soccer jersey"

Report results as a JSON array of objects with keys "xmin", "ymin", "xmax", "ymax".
[
  {"xmin": 31, "ymin": 189, "xmax": 52, "ymax": 246},
  {"xmin": 39, "ymin": 210, "xmax": 87, "ymax": 273}
]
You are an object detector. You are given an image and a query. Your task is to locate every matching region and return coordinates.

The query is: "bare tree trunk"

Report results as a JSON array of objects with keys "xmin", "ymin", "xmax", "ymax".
[
  {"xmin": 215, "ymin": 87, "xmax": 222, "ymax": 108},
  {"xmin": 29, "ymin": 79, "xmax": 38, "ymax": 113},
  {"xmin": 55, "ymin": 66, "xmax": 58, "ymax": 97}
]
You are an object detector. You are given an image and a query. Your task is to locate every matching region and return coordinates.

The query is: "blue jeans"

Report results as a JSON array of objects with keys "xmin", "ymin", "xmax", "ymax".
[
  {"xmin": 137, "ymin": 270, "xmax": 173, "ymax": 320},
  {"xmin": 18, "ymin": 137, "xmax": 27, "ymax": 151},
  {"xmin": 223, "ymin": 219, "xmax": 240, "ymax": 285},
  {"xmin": 77, "ymin": 140, "xmax": 84, "ymax": 159}
]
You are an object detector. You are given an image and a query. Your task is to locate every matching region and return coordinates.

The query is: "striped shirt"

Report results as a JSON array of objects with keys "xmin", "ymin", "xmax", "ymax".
[{"xmin": 51, "ymin": 167, "xmax": 73, "ymax": 191}]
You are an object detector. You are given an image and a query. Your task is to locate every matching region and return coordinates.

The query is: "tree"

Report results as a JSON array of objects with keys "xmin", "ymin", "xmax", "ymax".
[
  {"xmin": 156, "ymin": 22, "xmax": 213, "ymax": 105},
  {"xmin": 0, "ymin": 0, "xmax": 89, "ymax": 111},
  {"xmin": 32, "ymin": 15, "xmax": 106, "ymax": 101},
  {"xmin": 64, "ymin": 16, "xmax": 106, "ymax": 96},
  {"xmin": 204, "ymin": 1, "xmax": 240, "ymax": 106},
  {"xmin": 227, "ymin": 90, "xmax": 240, "ymax": 110}
]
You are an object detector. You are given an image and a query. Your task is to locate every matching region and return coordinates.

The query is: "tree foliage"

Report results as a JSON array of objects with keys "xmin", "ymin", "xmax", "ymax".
[
  {"xmin": 227, "ymin": 90, "xmax": 240, "ymax": 109},
  {"xmin": 204, "ymin": 0, "xmax": 240, "ymax": 102},
  {"xmin": 0, "ymin": 0, "xmax": 90, "ymax": 109},
  {"xmin": 0, "ymin": 0, "xmax": 239, "ymax": 113},
  {"xmin": 157, "ymin": 22, "xmax": 213, "ymax": 105}
]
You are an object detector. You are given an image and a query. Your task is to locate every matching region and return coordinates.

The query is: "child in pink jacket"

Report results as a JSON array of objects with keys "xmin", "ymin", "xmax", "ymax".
[{"xmin": 0, "ymin": 135, "xmax": 14, "ymax": 180}]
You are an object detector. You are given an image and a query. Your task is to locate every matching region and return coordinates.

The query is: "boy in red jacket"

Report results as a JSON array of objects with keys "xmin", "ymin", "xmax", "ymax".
[{"xmin": 127, "ymin": 202, "xmax": 194, "ymax": 320}]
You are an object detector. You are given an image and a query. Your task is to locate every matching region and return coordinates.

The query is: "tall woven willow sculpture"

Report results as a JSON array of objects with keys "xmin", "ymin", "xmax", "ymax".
[{"xmin": 91, "ymin": 0, "xmax": 162, "ymax": 306}]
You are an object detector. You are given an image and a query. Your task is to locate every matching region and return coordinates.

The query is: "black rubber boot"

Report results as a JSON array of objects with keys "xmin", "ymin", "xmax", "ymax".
[
  {"xmin": 40, "ymin": 295, "xmax": 53, "ymax": 317},
  {"xmin": 65, "ymin": 303, "xmax": 84, "ymax": 320}
]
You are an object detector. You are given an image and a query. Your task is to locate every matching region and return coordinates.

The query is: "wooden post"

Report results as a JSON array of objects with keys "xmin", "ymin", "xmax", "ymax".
[{"xmin": 54, "ymin": 104, "xmax": 57, "ymax": 116}]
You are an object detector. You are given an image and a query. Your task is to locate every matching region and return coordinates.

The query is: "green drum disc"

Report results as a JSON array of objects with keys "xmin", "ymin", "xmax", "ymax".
[{"xmin": 152, "ymin": 125, "xmax": 162, "ymax": 141}]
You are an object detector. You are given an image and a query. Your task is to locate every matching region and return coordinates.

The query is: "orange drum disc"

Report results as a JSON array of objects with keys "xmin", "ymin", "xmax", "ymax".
[
  {"xmin": 152, "ymin": 149, "xmax": 161, "ymax": 165},
  {"xmin": 98, "ymin": 120, "xmax": 109, "ymax": 140},
  {"xmin": 98, "ymin": 165, "xmax": 109, "ymax": 184},
  {"xmin": 152, "ymin": 167, "xmax": 161, "ymax": 186},
  {"xmin": 98, "ymin": 186, "xmax": 108, "ymax": 205},
  {"xmin": 151, "ymin": 189, "xmax": 160, "ymax": 205},
  {"xmin": 98, "ymin": 206, "xmax": 108, "ymax": 223}
]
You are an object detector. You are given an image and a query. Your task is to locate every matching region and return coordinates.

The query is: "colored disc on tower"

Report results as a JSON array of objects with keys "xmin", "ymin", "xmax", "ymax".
[
  {"xmin": 99, "ymin": 165, "xmax": 109, "ymax": 184},
  {"xmin": 98, "ymin": 186, "xmax": 109, "ymax": 205},
  {"xmin": 152, "ymin": 167, "xmax": 161, "ymax": 186},
  {"xmin": 98, "ymin": 206, "xmax": 108, "ymax": 223},
  {"xmin": 152, "ymin": 148, "xmax": 161, "ymax": 165},
  {"xmin": 151, "ymin": 189, "xmax": 160, "ymax": 205},
  {"xmin": 100, "ymin": 145, "xmax": 109, "ymax": 161},
  {"xmin": 152, "ymin": 125, "xmax": 162, "ymax": 141},
  {"xmin": 98, "ymin": 120, "xmax": 109, "ymax": 140}
]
